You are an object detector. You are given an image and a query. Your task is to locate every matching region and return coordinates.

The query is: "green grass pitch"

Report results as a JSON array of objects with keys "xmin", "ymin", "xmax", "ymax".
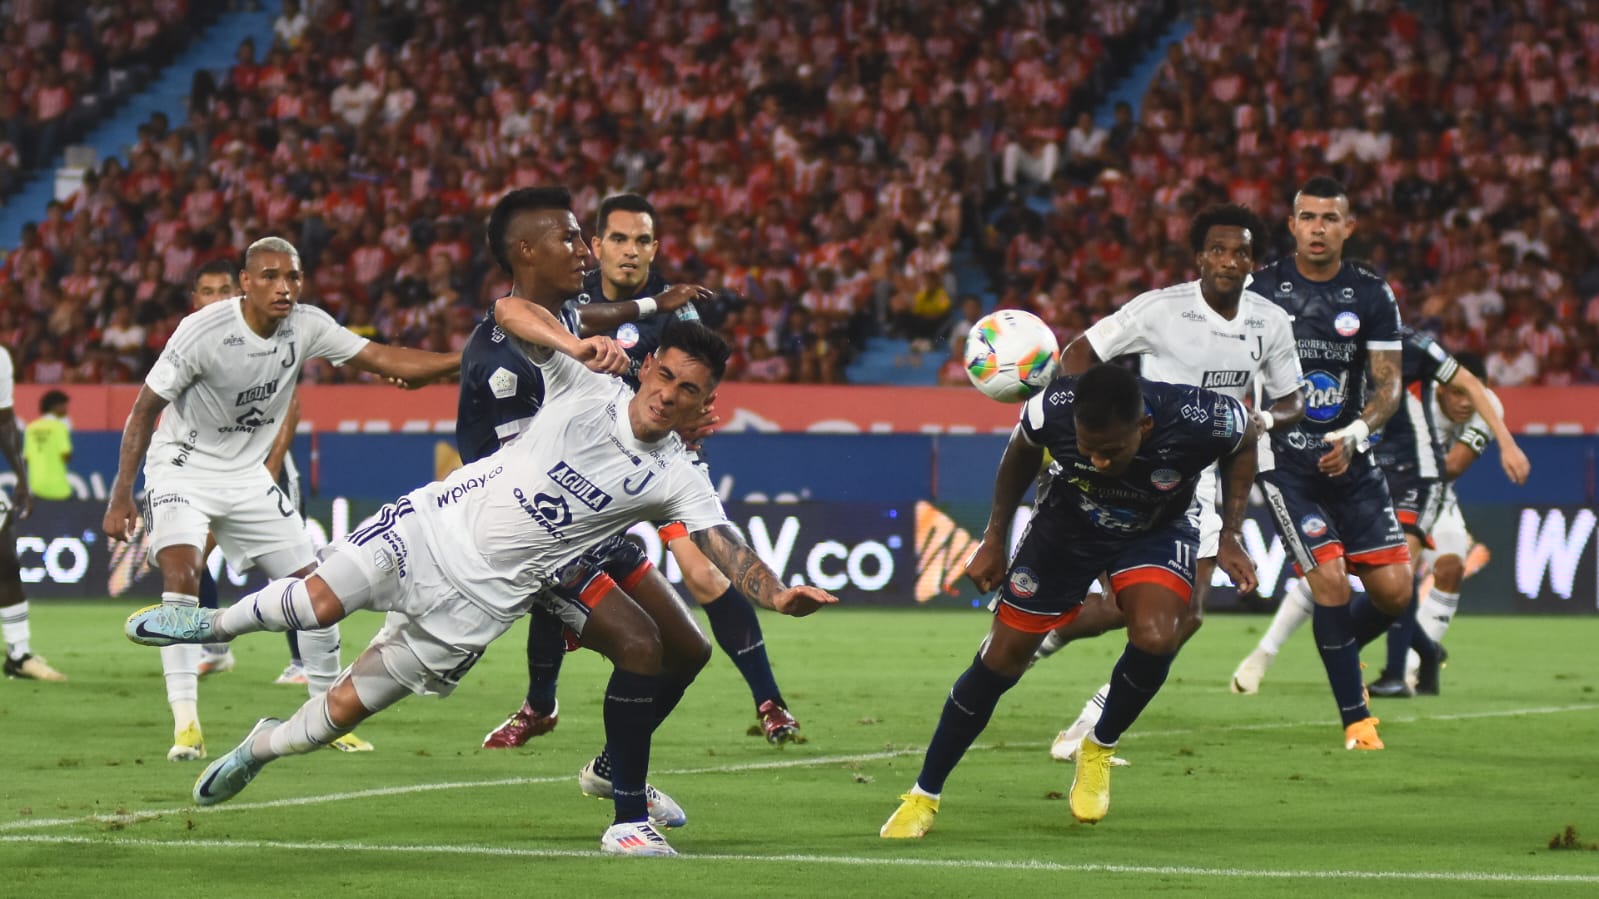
[{"xmin": 1, "ymin": 600, "xmax": 1596, "ymax": 897}]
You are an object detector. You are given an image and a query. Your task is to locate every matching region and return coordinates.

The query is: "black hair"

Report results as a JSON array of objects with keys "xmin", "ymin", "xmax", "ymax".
[
  {"xmin": 191, "ymin": 257, "xmax": 237, "ymax": 292},
  {"xmin": 596, "ymin": 193, "xmax": 656, "ymax": 237},
  {"xmin": 1296, "ymin": 176, "xmax": 1347, "ymax": 202},
  {"xmin": 1073, "ymin": 363, "xmax": 1144, "ymax": 431},
  {"xmin": 39, "ymin": 390, "xmax": 69, "ymax": 415},
  {"xmin": 657, "ymin": 319, "xmax": 731, "ymax": 383},
  {"xmin": 486, "ymin": 186, "xmax": 573, "ymax": 275},
  {"xmin": 1189, "ymin": 203, "xmax": 1269, "ymax": 255},
  {"xmin": 1452, "ymin": 350, "xmax": 1486, "ymax": 381}
]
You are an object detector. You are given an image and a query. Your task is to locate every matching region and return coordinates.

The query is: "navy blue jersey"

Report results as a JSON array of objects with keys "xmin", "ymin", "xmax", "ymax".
[
  {"xmin": 1371, "ymin": 326, "xmax": 1458, "ymax": 476},
  {"xmin": 1254, "ymin": 258, "xmax": 1402, "ymax": 469},
  {"xmin": 455, "ymin": 302, "xmax": 546, "ymax": 464},
  {"xmin": 561, "ymin": 269, "xmax": 700, "ymax": 390},
  {"xmin": 1021, "ymin": 376, "xmax": 1249, "ymax": 537}
]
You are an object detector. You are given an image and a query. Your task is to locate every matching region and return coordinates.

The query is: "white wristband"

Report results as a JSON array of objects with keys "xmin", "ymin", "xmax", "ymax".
[
  {"xmin": 1252, "ymin": 409, "xmax": 1274, "ymax": 433},
  {"xmin": 1328, "ymin": 419, "xmax": 1371, "ymax": 453},
  {"xmin": 635, "ymin": 297, "xmax": 658, "ymax": 317}
]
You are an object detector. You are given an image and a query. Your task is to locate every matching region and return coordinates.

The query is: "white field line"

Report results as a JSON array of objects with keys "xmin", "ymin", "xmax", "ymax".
[
  {"xmin": 2, "ymin": 702, "xmax": 1594, "ymax": 834},
  {"xmin": 2, "ymin": 833, "xmax": 1597, "ymax": 885}
]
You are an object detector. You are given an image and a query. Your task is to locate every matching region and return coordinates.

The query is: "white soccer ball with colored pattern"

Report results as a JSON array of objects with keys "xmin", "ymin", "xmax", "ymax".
[{"xmin": 962, "ymin": 310, "xmax": 1060, "ymax": 402}]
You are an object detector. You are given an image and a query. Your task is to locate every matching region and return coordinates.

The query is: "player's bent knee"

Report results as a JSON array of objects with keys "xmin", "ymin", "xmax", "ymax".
[
  {"xmin": 1432, "ymin": 555, "xmax": 1464, "ymax": 590},
  {"xmin": 325, "ymin": 679, "xmax": 375, "ymax": 731}
]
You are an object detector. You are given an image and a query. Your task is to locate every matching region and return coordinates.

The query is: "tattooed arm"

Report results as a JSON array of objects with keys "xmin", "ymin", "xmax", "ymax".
[
  {"xmin": 1320, "ymin": 348, "xmax": 1401, "ymax": 477},
  {"xmin": 690, "ymin": 524, "xmax": 839, "ymax": 616}
]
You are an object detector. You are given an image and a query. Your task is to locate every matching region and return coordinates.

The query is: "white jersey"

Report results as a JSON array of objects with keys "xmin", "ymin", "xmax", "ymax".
[
  {"xmin": 143, "ymin": 297, "xmax": 367, "ymax": 481},
  {"xmin": 401, "ymin": 350, "xmax": 729, "ymax": 623},
  {"xmin": 1085, "ymin": 280, "xmax": 1302, "ymax": 402},
  {"xmin": 0, "ymin": 345, "xmax": 13, "ymax": 410}
]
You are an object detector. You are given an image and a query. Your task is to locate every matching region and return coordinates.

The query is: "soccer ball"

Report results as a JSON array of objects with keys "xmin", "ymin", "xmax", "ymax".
[{"xmin": 962, "ymin": 310, "xmax": 1060, "ymax": 402}]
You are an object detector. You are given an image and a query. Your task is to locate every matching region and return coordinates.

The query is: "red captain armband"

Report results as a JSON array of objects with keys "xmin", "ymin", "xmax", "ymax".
[{"xmin": 658, "ymin": 521, "xmax": 689, "ymax": 543}]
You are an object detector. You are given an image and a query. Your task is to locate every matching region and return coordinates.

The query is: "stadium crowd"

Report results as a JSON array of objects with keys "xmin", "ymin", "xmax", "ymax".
[{"xmin": 4, "ymin": 0, "xmax": 1599, "ymax": 388}]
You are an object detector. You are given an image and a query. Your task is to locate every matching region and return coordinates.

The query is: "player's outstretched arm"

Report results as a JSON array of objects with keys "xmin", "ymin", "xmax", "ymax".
[
  {"xmin": 574, "ymin": 284, "xmax": 711, "ymax": 337},
  {"xmin": 346, "ymin": 342, "xmax": 461, "ymax": 387},
  {"xmin": 1444, "ymin": 367, "xmax": 1529, "ymax": 485},
  {"xmin": 965, "ymin": 426, "xmax": 1046, "ymax": 594},
  {"xmin": 1216, "ymin": 418, "xmax": 1261, "ymax": 596},
  {"xmin": 494, "ymin": 297, "xmax": 628, "ymax": 373},
  {"xmin": 690, "ymin": 524, "xmax": 839, "ymax": 616},
  {"xmin": 103, "ymin": 385, "xmax": 170, "ymax": 541},
  {"xmin": 0, "ymin": 407, "xmax": 30, "ymax": 520}
]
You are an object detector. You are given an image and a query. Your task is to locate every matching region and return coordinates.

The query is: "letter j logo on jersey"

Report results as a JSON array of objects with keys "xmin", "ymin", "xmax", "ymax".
[
  {"xmin": 1300, "ymin": 515, "xmax": 1328, "ymax": 539},
  {"xmin": 1334, "ymin": 311, "xmax": 1361, "ymax": 337}
]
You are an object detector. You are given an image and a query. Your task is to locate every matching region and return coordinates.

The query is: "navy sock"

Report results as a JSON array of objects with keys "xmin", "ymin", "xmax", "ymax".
[
  {"xmin": 603, "ymin": 668, "xmax": 658, "ymax": 824},
  {"xmin": 1383, "ymin": 596, "xmax": 1421, "ymax": 679},
  {"xmin": 701, "ymin": 586, "xmax": 783, "ymax": 709},
  {"xmin": 524, "ymin": 607, "xmax": 566, "ymax": 715},
  {"xmin": 914, "ymin": 655, "xmax": 1020, "ymax": 794},
  {"xmin": 1313, "ymin": 604, "xmax": 1370, "ymax": 726},
  {"xmin": 198, "ymin": 567, "xmax": 218, "ymax": 610},
  {"xmin": 1093, "ymin": 643, "xmax": 1176, "ymax": 745},
  {"xmin": 1349, "ymin": 592, "xmax": 1397, "ymax": 646},
  {"xmin": 652, "ymin": 674, "xmax": 694, "ymax": 733},
  {"xmin": 286, "ymin": 629, "xmax": 301, "ymax": 664},
  {"xmin": 1408, "ymin": 621, "xmax": 1441, "ymax": 663}
]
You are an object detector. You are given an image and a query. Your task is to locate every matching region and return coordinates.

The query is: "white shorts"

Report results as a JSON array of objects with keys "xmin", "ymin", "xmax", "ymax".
[
  {"xmin": 315, "ymin": 500, "xmax": 516, "ymax": 697},
  {"xmin": 144, "ymin": 470, "xmax": 313, "ymax": 577},
  {"xmin": 1423, "ymin": 490, "xmax": 1472, "ymax": 563},
  {"xmin": 1193, "ymin": 464, "xmax": 1221, "ymax": 559}
]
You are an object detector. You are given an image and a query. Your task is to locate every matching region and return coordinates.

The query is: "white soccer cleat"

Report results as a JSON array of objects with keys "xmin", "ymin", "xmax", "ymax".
[
  {"xmin": 579, "ymin": 758, "xmax": 687, "ymax": 829},
  {"xmin": 272, "ymin": 662, "xmax": 307, "ymax": 686},
  {"xmin": 600, "ymin": 821, "xmax": 677, "ymax": 857},
  {"xmin": 1230, "ymin": 647, "xmax": 1275, "ymax": 694}
]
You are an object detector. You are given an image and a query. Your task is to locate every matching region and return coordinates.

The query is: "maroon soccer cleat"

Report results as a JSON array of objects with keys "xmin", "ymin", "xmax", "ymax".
[
  {"xmin": 757, "ymin": 700, "xmax": 800, "ymax": 745},
  {"xmin": 482, "ymin": 700, "xmax": 559, "ymax": 748}
]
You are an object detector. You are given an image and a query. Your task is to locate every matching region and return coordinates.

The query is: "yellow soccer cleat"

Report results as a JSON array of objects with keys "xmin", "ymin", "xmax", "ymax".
[
  {"xmin": 330, "ymin": 732, "xmax": 374, "ymax": 752},
  {"xmin": 1069, "ymin": 737, "xmax": 1116, "ymax": 824},
  {"xmin": 168, "ymin": 722, "xmax": 206, "ymax": 762},
  {"xmin": 880, "ymin": 792, "xmax": 939, "ymax": 839},
  {"xmin": 1344, "ymin": 716, "xmax": 1384, "ymax": 751}
]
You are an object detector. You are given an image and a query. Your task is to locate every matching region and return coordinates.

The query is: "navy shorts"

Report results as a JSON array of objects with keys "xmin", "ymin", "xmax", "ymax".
[
  {"xmin": 1257, "ymin": 454, "xmax": 1409, "ymax": 575},
  {"xmin": 994, "ymin": 504, "xmax": 1200, "ymax": 633},
  {"xmin": 1381, "ymin": 466, "xmax": 1445, "ymax": 544},
  {"xmin": 533, "ymin": 531, "xmax": 657, "ymax": 641}
]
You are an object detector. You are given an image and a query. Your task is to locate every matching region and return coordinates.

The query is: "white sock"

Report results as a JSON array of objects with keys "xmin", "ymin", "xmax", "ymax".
[
  {"xmin": 296, "ymin": 625, "xmax": 344, "ymax": 698},
  {"xmin": 1417, "ymin": 588, "xmax": 1459, "ymax": 645},
  {"xmin": 1, "ymin": 601, "xmax": 31, "ymax": 659},
  {"xmin": 1257, "ymin": 578, "xmax": 1314, "ymax": 655},
  {"xmin": 910, "ymin": 783, "xmax": 940, "ymax": 801},
  {"xmin": 262, "ymin": 691, "xmax": 343, "ymax": 759},
  {"xmin": 1075, "ymin": 683, "xmax": 1109, "ymax": 727},
  {"xmin": 158, "ymin": 593, "xmax": 201, "ymax": 727},
  {"xmin": 162, "ymin": 643, "xmax": 200, "ymax": 727},
  {"xmin": 215, "ymin": 578, "xmax": 321, "ymax": 639}
]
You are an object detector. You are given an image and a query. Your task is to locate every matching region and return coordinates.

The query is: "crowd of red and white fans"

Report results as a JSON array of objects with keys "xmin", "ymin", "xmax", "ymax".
[{"xmin": 7, "ymin": 0, "xmax": 1598, "ymax": 390}]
